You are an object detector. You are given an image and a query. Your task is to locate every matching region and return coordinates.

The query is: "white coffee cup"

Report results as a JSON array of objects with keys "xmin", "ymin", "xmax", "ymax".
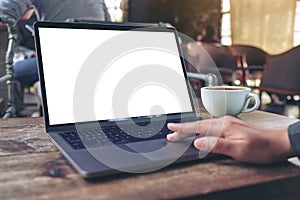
[{"xmin": 201, "ymin": 86, "xmax": 260, "ymax": 117}]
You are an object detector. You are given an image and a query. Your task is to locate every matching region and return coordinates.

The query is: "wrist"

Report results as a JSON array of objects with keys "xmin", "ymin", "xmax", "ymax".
[
  {"xmin": 266, "ymin": 127, "xmax": 294, "ymax": 164},
  {"xmin": 288, "ymin": 122, "xmax": 300, "ymax": 157},
  {"xmin": 277, "ymin": 128, "xmax": 295, "ymax": 159}
]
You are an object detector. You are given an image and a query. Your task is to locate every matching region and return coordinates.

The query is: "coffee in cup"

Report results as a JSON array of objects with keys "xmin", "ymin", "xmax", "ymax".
[{"xmin": 201, "ymin": 86, "xmax": 260, "ymax": 117}]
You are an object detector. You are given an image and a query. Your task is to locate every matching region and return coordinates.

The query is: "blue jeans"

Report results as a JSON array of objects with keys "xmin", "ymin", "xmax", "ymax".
[
  {"xmin": 13, "ymin": 57, "xmax": 39, "ymax": 111},
  {"xmin": 14, "ymin": 57, "xmax": 39, "ymax": 85}
]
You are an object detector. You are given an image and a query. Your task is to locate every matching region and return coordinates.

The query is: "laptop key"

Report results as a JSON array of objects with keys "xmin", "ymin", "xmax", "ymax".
[{"xmin": 59, "ymin": 122, "xmax": 173, "ymax": 150}]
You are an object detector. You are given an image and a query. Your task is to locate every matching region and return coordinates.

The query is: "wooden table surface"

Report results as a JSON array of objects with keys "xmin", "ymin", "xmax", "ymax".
[{"xmin": 1, "ymin": 111, "xmax": 300, "ymax": 200}]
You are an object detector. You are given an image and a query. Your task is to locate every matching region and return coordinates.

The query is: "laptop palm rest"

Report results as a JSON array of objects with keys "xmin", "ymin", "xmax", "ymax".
[{"xmin": 125, "ymin": 137, "xmax": 198, "ymax": 162}]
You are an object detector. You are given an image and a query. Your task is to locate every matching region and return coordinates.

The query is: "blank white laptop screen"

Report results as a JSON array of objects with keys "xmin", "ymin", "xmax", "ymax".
[{"xmin": 38, "ymin": 27, "xmax": 193, "ymax": 125}]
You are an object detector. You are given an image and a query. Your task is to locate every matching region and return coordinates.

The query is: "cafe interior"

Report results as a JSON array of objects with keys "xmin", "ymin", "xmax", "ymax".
[
  {"xmin": 1, "ymin": 1, "xmax": 300, "ymax": 199},
  {"xmin": 0, "ymin": 0, "xmax": 300, "ymax": 119}
]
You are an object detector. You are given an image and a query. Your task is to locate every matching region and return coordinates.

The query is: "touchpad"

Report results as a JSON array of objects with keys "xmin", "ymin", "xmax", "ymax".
[
  {"xmin": 125, "ymin": 138, "xmax": 195, "ymax": 161},
  {"xmin": 125, "ymin": 138, "xmax": 168, "ymax": 153}
]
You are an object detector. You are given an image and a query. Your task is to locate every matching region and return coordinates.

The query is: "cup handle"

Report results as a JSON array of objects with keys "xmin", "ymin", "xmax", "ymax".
[{"xmin": 242, "ymin": 93, "xmax": 260, "ymax": 113}]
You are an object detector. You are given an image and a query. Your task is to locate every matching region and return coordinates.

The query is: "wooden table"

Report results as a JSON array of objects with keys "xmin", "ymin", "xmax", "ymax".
[{"xmin": 1, "ymin": 111, "xmax": 300, "ymax": 200}]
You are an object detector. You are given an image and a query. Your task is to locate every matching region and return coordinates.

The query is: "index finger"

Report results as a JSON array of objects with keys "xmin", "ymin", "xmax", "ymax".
[
  {"xmin": 167, "ymin": 121, "xmax": 200, "ymax": 141},
  {"xmin": 167, "ymin": 117, "xmax": 229, "ymax": 141}
]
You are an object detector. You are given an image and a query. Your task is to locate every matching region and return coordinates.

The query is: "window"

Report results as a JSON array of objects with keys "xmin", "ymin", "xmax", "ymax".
[
  {"xmin": 221, "ymin": 0, "xmax": 232, "ymax": 46},
  {"xmin": 294, "ymin": 1, "xmax": 300, "ymax": 46},
  {"xmin": 105, "ymin": 0, "xmax": 123, "ymax": 22},
  {"xmin": 221, "ymin": 0, "xmax": 300, "ymax": 47}
]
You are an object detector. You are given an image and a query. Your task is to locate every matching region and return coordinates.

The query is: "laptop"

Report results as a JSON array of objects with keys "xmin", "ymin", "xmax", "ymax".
[{"xmin": 34, "ymin": 21, "xmax": 206, "ymax": 178}]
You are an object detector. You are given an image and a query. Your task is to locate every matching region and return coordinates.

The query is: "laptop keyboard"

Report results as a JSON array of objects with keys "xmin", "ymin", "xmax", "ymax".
[{"xmin": 59, "ymin": 122, "xmax": 172, "ymax": 150}]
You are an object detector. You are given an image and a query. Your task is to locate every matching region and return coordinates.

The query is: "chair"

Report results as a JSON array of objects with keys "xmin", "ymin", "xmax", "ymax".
[
  {"xmin": 198, "ymin": 43, "xmax": 240, "ymax": 85},
  {"xmin": 0, "ymin": 15, "xmax": 18, "ymax": 118},
  {"xmin": 226, "ymin": 44, "xmax": 268, "ymax": 87},
  {"xmin": 181, "ymin": 42, "xmax": 221, "ymax": 96},
  {"xmin": 0, "ymin": 24, "xmax": 8, "ymax": 114},
  {"xmin": 182, "ymin": 42, "xmax": 240, "ymax": 87},
  {"xmin": 259, "ymin": 45, "xmax": 300, "ymax": 115}
]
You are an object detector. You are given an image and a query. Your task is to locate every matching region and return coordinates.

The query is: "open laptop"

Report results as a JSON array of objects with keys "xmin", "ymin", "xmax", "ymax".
[{"xmin": 34, "ymin": 21, "xmax": 206, "ymax": 178}]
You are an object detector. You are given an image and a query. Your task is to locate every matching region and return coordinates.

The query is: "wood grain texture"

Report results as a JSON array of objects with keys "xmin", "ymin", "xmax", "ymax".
[{"xmin": 0, "ymin": 112, "xmax": 300, "ymax": 200}]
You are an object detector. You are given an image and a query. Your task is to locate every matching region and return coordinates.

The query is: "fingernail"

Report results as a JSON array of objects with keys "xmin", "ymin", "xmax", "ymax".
[
  {"xmin": 167, "ymin": 123, "xmax": 177, "ymax": 130},
  {"xmin": 194, "ymin": 138, "xmax": 204, "ymax": 149},
  {"xmin": 167, "ymin": 133, "xmax": 174, "ymax": 141}
]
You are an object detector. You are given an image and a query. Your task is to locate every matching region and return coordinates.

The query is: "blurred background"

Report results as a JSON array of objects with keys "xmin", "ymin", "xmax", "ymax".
[{"xmin": 1, "ymin": 0, "xmax": 300, "ymax": 118}]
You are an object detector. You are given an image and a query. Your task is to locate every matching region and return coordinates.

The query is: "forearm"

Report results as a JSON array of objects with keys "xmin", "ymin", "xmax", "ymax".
[
  {"xmin": 167, "ymin": 117, "xmax": 297, "ymax": 164},
  {"xmin": 0, "ymin": 0, "xmax": 33, "ymax": 20},
  {"xmin": 288, "ymin": 121, "xmax": 300, "ymax": 156}
]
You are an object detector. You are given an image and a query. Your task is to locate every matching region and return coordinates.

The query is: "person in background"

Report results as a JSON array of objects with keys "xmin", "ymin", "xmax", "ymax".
[
  {"xmin": 167, "ymin": 116, "xmax": 300, "ymax": 165},
  {"xmin": 0, "ymin": 0, "xmax": 110, "ymax": 116},
  {"xmin": 197, "ymin": 25, "xmax": 220, "ymax": 43},
  {"xmin": 14, "ymin": 13, "xmax": 36, "ymax": 59},
  {"xmin": 0, "ymin": 0, "xmax": 110, "ymax": 22}
]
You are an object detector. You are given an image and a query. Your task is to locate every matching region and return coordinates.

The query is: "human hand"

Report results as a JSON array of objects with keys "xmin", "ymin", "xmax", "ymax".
[
  {"xmin": 167, "ymin": 116, "xmax": 294, "ymax": 164},
  {"xmin": 20, "ymin": 5, "xmax": 35, "ymax": 20}
]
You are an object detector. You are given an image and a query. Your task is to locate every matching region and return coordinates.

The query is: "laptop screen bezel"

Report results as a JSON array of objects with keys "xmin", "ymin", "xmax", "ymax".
[{"xmin": 34, "ymin": 21, "xmax": 197, "ymax": 132}]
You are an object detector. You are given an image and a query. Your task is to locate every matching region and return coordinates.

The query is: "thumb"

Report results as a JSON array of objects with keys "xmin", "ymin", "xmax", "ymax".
[{"xmin": 194, "ymin": 137, "xmax": 232, "ymax": 156}]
